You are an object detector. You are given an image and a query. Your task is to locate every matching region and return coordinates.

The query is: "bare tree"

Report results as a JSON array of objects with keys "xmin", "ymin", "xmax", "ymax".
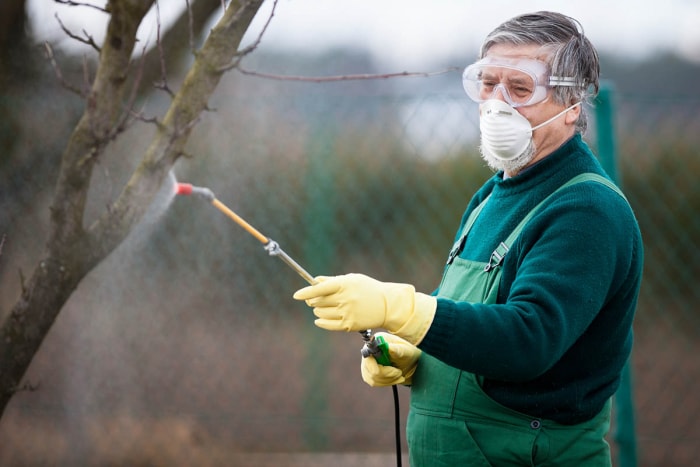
[{"xmin": 0, "ymin": 0, "xmax": 265, "ymax": 417}]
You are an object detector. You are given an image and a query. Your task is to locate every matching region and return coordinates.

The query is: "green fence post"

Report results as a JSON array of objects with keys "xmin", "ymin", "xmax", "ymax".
[
  {"xmin": 595, "ymin": 81, "xmax": 638, "ymax": 467},
  {"xmin": 300, "ymin": 118, "xmax": 335, "ymax": 450}
]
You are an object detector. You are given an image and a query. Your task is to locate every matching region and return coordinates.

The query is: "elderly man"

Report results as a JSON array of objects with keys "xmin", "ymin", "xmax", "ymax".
[{"xmin": 294, "ymin": 11, "xmax": 643, "ymax": 466}]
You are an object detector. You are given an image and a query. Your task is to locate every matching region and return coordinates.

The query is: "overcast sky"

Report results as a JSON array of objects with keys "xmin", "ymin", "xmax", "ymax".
[{"xmin": 28, "ymin": 0, "xmax": 700, "ymax": 68}]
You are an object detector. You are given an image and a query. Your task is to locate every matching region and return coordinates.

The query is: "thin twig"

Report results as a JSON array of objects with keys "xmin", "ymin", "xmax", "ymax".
[
  {"xmin": 104, "ymin": 43, "xmax": 151, "ymax": 142},
  {"xmin": 55, "ymin": 0, "xmax": 108, "ymax": 13},
  {"xmin": 218, "ymin": 0, "xmax": 278, "ymax": 71},
  {"xmin": 236, "ymin": 66, "xmax": 461, "ymax": 83},
  {"xmin": 242, "ymin": 0, "xmax": 277, "ymax": 55},
  {"xmin": 43, "ymin": 42, "xmax": 86, "ymax": 96},
  {"xmin": 129, "ymin": 108, "xmax": 162, "ymax": 127},
  {"xmin": 54, "ymin": 13, "xmax": 101, "ymax": 52},
  {"xmin": 124, "ymin": 44, "xmax": 149, "ymax": 120},
  {"xmin": 186, "ymin": 0, "xmax": 195, "ymax": 53},
  {"xmin": 153, "ymin": 1, "xmax": 175, "ymax": 96}
]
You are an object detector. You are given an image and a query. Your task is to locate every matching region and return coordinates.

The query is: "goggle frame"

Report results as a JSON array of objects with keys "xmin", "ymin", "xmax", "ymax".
[{"xmin": 462, "ymin": 56, "xmax": 579, "ymax": 108}]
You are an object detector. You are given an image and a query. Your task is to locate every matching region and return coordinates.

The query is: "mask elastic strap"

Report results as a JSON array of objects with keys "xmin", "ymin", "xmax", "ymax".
[{"xmin": 531, "ymin": 102, "xmax": 582, "ymax": 131}]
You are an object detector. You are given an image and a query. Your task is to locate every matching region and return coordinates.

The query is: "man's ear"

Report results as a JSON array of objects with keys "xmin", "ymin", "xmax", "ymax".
[{"xmin": 565, "ymin": 104, "xmax": 581, "ymax": 125}]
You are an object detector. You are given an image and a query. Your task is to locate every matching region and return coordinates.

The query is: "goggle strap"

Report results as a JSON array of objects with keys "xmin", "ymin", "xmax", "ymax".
[{"xmin": 549, "ymin": 76, "xmax": 581, "ymax": 87}]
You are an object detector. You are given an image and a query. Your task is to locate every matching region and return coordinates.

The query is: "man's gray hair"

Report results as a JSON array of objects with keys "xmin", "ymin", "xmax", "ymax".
[{"xmin": 480, "ymin": 11, "xmax": 600, "ymax": 133}]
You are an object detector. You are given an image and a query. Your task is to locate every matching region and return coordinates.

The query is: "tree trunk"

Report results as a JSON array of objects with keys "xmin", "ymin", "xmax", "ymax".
[{"xmin": 0, "ymin": 0, "xmax": 264, "ymax": 417}]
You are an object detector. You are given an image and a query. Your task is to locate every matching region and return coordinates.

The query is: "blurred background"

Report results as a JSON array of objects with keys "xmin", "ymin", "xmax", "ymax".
[{"xmin": 0, "ymin": 1, "xmax": 698, "ymax": 465}]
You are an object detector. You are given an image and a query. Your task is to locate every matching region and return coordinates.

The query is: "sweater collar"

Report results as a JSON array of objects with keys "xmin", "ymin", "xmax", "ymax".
[{"xmin": 491, "ymin": 134, "xmax": 584, "ymax": 193}]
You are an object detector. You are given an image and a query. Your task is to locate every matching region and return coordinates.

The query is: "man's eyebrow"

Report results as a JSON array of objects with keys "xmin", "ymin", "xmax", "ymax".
[
  {"xmin": 506, "ymin": 75, "xmax": 532, "ymax": 85},
  {"xmin": 479, "ymin": 70, "xmax": 499, "ymax": 80}
]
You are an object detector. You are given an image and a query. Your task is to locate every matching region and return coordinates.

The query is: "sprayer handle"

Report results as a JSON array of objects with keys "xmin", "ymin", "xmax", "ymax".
[{"xmin": 361, "ymin": 334, "xmax": 392, "ymax": 366}]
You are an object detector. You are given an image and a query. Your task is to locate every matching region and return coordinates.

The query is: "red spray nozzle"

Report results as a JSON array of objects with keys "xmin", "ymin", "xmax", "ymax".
[
  {"xmin": 174, "ymin": 182, "xmax": 215, "ymax": 201},
  {"xmin": 175, "ymin": 183, "xmax": 194, "ymax": 196}
]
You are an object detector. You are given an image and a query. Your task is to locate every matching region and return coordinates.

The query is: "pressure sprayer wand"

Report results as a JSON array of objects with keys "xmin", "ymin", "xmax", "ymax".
[
  {"xmin": 175, "ymin": 182, "xmax": 316, "ymax": 285},
  {"xmin": 174, "ymin": 182, "xmax": 390, "ymax": 365}
]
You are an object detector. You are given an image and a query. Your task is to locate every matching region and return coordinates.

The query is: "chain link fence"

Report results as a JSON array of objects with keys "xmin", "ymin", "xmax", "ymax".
[
  {"xmin": 0, "ymin": 77, "xmax": 697, "ymax": 466},
  {"xmin": 613, "ymin": 93, "xmax": 700, "ymax": 466}
]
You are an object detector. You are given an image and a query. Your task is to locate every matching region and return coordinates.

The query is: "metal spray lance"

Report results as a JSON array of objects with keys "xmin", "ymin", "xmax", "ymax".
[{"xmin": 174, "ymin": 182, "xmax": 391, "ymax": 365}]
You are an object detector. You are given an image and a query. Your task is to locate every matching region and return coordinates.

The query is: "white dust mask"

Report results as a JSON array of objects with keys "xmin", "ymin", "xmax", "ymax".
[{"xmin": 479, "ymin": 99, "xmax": 582, "ymax": 162}]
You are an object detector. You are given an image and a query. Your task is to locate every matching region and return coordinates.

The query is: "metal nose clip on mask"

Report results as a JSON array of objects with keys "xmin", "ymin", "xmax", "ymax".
[{"xmin": 479, "ymin": 99, "xmax": 582, "ymax": 161}]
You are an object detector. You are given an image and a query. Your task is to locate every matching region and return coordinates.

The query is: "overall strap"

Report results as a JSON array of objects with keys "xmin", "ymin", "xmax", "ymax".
[
  {"xmin": 446, "ymin": 194, "xmax": 491, "ymax": 264},
  {"xmin": 484, "ymin": 173, "xmax": 627, "ymax": 271}
]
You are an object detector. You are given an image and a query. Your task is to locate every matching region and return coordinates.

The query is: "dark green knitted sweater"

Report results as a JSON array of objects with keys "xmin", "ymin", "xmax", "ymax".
[{"xmin": 419, "ymin": 135, "xmax": 644, "ymax": 425}]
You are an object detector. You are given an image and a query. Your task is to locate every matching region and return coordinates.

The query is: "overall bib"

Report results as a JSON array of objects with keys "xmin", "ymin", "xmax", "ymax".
[{"xmin": 407, "ymin": 174, "xmax": 622, "ymax": 467}]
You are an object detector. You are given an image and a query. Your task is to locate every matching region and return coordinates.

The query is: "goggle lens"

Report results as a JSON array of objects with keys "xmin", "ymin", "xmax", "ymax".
[{"xmin": 462, "ymin": 57, "xmax": 570, "ymax": 108}]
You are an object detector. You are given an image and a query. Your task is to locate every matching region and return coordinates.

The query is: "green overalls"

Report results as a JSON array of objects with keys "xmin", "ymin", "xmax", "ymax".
[{"xmin": 408, "ymin": 174, "xmax": 622, "ymax": 467}]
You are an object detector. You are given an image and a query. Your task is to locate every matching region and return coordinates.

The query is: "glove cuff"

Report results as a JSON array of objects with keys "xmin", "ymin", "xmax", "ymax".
[
  {"xmin": 390, "ymin": 292, "xmax": 437, "ymax": 345},
  {"xmin": 402, "ymin": 363, "xmax": 419, "ymax": 386}
]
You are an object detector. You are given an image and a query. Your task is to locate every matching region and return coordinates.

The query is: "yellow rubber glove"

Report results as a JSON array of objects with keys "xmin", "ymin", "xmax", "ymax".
[
  {"xmin": 361, "ymin": 332, "xmax": 421, "ymax": 387},
  {"xmin": 293, "ymin": 273, "xmax": 437, "ymax": 345}
]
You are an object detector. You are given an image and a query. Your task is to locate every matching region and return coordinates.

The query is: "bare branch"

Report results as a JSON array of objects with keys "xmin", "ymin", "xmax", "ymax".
[
  {"xmin": 241, "ymin": 0, "xmax": 277, "ymax": 55},
  {"xmin": 132, "ymin": 0, "xmax": 223, "ymax": 98},
  {"xmin": 99, "ymin": 44, "xmax": 151, "ymax": 144},
  {"xmin": 218, "ymin": 0, "xmax": 278, "ymax": 71},
  {"xmin": 0, "ymin": 234, "xmax": 5, "ymax": 257},
  {"xmin": 43, "ymin": 42, "xmax": 86, "ymax": 96},
  {"xmin": 129, "ymin": 108, "xmax": 162, "ymax": 127},
  {"xmin": 153, "ymin": 1, "xmax": 175, "ymax": 97},
  {"xmin": 119, "ymin": 45, "xmax": 168, "ymax": 129},
  {"xmin": 186, "ymin": 0, "xmax": 195, "ymax": 53},
  {"xmin": 54, "ymin": 0, "xmax": 107, "ymax": 13},
  {"xmin": 122, "ymin": 45, "xmax": 149, "ymax": 122},
  {"xmin": 236, "ymin": 66, "xmax": 461, "ymax": 83},
  {"xmin": 54, "ymin": 13, "xmax": 101, "ymax": 52},
  {"xmin": 125, "ymin": 44, "xmax": 165, "ymax": 128}
]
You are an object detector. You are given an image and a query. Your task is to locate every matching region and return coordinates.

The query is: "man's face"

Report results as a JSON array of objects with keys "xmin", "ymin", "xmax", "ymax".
[{"xmin": 480, "ymin": 43, "xmax": 581, "ymax": 174}]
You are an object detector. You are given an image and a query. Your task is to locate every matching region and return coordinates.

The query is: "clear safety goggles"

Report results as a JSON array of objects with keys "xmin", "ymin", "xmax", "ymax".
[{"xmin": 462, "ymin": 56, "xmax": 579, "ymax": 108}]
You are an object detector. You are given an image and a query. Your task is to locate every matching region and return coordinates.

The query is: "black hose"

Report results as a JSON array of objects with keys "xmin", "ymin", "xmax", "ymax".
[{"xmin": 392, "ymin": 384, "xmax": 402, "ymax": 467}]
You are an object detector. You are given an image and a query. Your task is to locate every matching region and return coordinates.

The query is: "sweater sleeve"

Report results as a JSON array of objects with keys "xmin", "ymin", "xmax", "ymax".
[{"xmin": 419, "ymin": 184, "xmax": 638, "ymax": 382}]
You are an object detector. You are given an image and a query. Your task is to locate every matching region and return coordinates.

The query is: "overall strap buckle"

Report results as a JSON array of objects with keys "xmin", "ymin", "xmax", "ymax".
[{"xmin": 484, "ymin": 242, "xmax": 510, "ymax": 272}]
